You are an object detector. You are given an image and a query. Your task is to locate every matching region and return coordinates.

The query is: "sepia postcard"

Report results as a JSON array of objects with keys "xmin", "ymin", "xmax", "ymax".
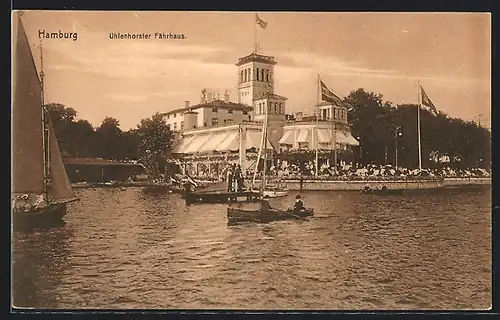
[{"xmin": 11, "ymin": 10, "xmax": 491, "ymax": 311}]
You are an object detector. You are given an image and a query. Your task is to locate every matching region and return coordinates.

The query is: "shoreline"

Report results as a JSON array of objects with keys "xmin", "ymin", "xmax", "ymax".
[{"xmin": 71, "ymin": 177, "xmax": 491, "ymax": 191}]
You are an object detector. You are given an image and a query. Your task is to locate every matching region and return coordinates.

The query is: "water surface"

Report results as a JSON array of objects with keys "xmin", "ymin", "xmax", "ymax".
[{"xmin": 12, "ymin": 186, "xmax": 491, "ymax": 310}]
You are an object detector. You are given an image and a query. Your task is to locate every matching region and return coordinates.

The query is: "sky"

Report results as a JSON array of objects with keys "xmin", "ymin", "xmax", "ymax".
[{"xmin": 16, "ymin": 11, "xmax": 491, "ymax": 130}]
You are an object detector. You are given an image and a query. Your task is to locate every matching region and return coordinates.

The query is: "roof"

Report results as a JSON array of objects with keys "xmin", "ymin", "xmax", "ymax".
[
  {"xmin": 63, "ymin": 158, "xmax": 143, "ymax": 167},
  {"xmin": 162, "ymin": 100, "xmax": 253, "ymax": 116},
  {"xmin": 253, "ymin": 93, "xmax": 288, "ymax": 101},
  {"xmin": 236, "ymin": 53, "xmax": 277, "ymax": 66}
]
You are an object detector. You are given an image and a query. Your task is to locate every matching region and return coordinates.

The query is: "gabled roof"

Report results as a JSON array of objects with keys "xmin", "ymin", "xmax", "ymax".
[{"xmin": 162, "ymin": 100, "xmax": 253, "ymax": 116}]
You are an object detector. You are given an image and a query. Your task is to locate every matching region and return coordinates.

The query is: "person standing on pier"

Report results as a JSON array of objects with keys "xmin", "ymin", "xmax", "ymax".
[{"xmin": 226, "ymin": 165, "xmax": 233, "ymax": 192}]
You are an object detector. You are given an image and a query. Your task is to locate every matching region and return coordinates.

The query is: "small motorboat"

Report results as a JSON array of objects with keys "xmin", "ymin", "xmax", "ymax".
[{"xmin": 227, "ymin": 207, "xmax": 314, "ymax": 224}]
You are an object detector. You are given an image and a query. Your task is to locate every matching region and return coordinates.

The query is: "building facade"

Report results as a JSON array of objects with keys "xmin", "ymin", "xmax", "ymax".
[
  {"xmin": 162, "ymin": 91, "xmax": 253, "ymax": 132},
  {"xmin": 167, "ymin": 50, "xmax": 359, "ymax": 174}
]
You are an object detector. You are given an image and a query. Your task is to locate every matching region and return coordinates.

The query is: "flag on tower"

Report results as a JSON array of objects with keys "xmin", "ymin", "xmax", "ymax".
[
  {"xmin": 420, "ymin": 85, "xmax": 438, "ymax": 115},
  {"xmin": 256, "ymin": 13, "xmax": 268, "ymax": 29},
  {"xmin": 320, "ymin": 79, "xmax": 343, "ymax": 105}
]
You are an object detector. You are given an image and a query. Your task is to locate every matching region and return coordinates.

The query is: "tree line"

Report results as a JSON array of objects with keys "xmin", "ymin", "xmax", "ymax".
[{"xmin": 344, "ymin": 89, "xmax": 491, "ymax": 169}]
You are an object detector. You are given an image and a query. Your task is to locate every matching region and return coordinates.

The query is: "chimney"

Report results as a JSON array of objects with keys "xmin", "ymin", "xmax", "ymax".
[
  {"xmin": 184, "ymin": 100, "xmax": 190, "ymax": 108},
  {"xmin": 224, "ymin": 90, "xmax": 230, "ymax": 103},
  {"xmin": 207, "ymin": 92, "xmax": 213, "ymax": 102}
]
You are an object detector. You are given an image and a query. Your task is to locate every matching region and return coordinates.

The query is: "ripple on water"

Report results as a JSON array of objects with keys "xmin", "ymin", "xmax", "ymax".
[{"xmin": 11, "ymin": 187, "xmax": 492, "ymax": 310}]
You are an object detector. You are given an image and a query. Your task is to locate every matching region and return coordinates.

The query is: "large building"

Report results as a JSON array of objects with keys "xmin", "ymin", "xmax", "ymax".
[
  {"xmin": 168, "ymin": 50, "xmax": 359, "ymax": 176},
  {"xmin": 162, "ymin": 91, "xmax": 253, "ymax": 131}
]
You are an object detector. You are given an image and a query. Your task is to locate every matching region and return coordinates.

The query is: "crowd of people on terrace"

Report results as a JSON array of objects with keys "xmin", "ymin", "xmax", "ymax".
[{"xmin": 184, "ymin": 160, "xmax": 490, "ymax": 182}]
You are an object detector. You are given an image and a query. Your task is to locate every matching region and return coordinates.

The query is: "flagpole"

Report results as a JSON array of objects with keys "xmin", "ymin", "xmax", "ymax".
[
  {"xmin": 254, "ymin": 13, "xmax": 258, "ymax": 53},
  {"xmin": 417, "ymin": 80, "xmax": 422, "ymax": 170},
  {"xmin": 315, "ymin": 74, "xmax": 320, "ymax": 176}
]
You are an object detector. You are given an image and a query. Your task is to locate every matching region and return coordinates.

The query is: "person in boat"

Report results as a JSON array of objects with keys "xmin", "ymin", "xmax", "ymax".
[
  {"xmin": 260, "ymin": 195, "xmax": 273, "ymax": 211},
  {"xmin": 293, "ymin": 194, "xmax": 305, "ymax": 212}
]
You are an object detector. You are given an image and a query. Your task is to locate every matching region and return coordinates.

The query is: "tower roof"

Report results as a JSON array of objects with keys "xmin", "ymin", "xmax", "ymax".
[{"xmin": 236, "ymin": 53, "xmax": 277, "ymax": 66}]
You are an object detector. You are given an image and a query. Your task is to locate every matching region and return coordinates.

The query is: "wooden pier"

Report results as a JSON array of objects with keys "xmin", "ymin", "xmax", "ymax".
[{"xmin": 184, "ymin": 190, "xmax": 260, "ymax": 205}]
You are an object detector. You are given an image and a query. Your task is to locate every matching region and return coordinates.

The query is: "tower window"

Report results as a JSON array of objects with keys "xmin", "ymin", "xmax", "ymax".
[
  {"xmin": 240, "ymin": 70, "xmax": 243, "ymax": 83},
  {"xmin": 256, "ymin": 68, "xmax": 259, "ymax": 81},
  {"xmin": 274, "ymin": 102, "xmax": 277, "ymax": 114},
  {"xmin": 212, "ymin": 108, "xmax": 218, "ymax": 113},
  {"xmin": 180, "ymin": 121, "xmax": 184, "ymax": 130},
  {"xmin": 279, "ymin": 103, "xmax": 283, "ymax": 114},
  {"xmin": 228, "ymin": 109, "xmax": 233, "ymax": 114},
  {"xmin": 212, "ymin": 118, "xmax": 218, "ymax": 126},
  {"xmin": 266, "ymin": 70, "xmax": 270, "ymax": 82},
  {"xmin": 261, "ymin": 69, "xmax": 264, "ymax": 82},
  {"xmin": 243, "ymin": 111, "xmax": 248, "ymax": 115}
]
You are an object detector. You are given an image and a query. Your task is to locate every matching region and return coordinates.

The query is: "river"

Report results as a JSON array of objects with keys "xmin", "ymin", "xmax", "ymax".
[{"xmin": 12, "ymin": 186, "xmax": 491, "ymax": 310}]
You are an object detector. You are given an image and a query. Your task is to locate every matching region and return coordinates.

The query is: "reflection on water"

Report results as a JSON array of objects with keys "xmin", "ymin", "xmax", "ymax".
[{"xmin": 12, "ymin": 186, "xmax": 491, "ymax": 310}]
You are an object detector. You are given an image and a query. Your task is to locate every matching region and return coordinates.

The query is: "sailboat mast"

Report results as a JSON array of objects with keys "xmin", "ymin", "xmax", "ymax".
[
  {"xmin": 262, "ymin": 102, "xmax": 268, "ymax": 190},
  {"xmin": 417, "ymin": 80, "xmax": 422, "ymax": 170},
  {"xmin": 315, "ymin": 74, "xmax": 319, "ymax": 176},
  {"xmin": 39, "ymin": 38, "xmax": 49, "ymax": 198}
]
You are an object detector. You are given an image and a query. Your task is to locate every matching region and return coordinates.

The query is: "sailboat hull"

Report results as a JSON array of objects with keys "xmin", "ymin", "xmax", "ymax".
[{"xmin": 13, "ymin": 203, "xmax": 67, "ymax": 230}]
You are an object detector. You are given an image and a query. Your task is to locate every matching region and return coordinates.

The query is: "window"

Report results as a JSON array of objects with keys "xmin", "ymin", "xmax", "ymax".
[
  {"xmin": 266, "ymin": 70, "xmax": 270, "ymax": 82},
  {"xmin": 212, "ymin": 118, "xmax": 218, "ymax": 126},
  {"xmin": 212, "ymin": 108, "xmax": 218, "ymax": 113},
  {"xmin": 174, "ymin": 113, "xmax": 177, "ymax": 118},
  {"xmin": 226, "ymin": 119, "xmax": 234, "ymax": 124},
  {"xmin": 261, "ymin": 69, "xmax": 265, "ymax": 82},
  {"xmin": 256, "ymin": 68, "xmax": 260, "ymax": 81},
  {"xmin": 180, "ymin": 121, "xmax": 184, "ymax": 131},
  {"xmin": 243, "ymin": 111, "xmax": 248, "ymax": 115},
  {"xmin": 240, "ymin": 71, "xmax": 243, "ymax": 83},
  {"xmin": 173, "ymin": 122, "xmax": 177, "ymax": 130},
  {"xmin": 204, "ymin": 122, "xmax": 207, "ymax": 127},
  {"xmin": 268, "ymin": 104, "xmax": 271, "ymax": 113},
  {"xmin": 228, "ymin": 109, "xmax": 233, "ymax": 114},
  {"xmin": 193, "ymin": 124, "xmax": 197, "ymax": 129},
  {"xmin": 167, "ymin": 124, "xmax": 171, "ymax": 129},
  {"xmin": 166, "ymin": 114, "xmax": 170, "ymax": 119},
  {"xmin": 274, "ymin": 102, "xmax": 278, "ymax": 114},
  {"xmin": 279, "ymin": 103, "xmax": 283, "ymax": 114}
]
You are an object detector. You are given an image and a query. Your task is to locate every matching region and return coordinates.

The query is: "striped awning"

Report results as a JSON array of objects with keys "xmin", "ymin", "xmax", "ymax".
[
  {"xmin": 183, "ymin": 134, "xmax": 212, "ymax": 154},
  {"xmin": 197, "ymin": 132, "xmax": 230, "ymax": 153},
  {"xmin": 279, "ymin": 130, "xmax": 294, "ymax": 145},
  {"xmin": 296, "ymin": 129, "xmax": 310, "ymax": 143},
  {"xmin": 215, "ymin": 131, "xmax": 239, "ymax": 152},
  {"xmin": 246, "ymin": 130, "xmax": 274, "ymax": 150},
  {"xmin": 173, "ymin": 135, "xmax": 196, "ymax": 153},
  {"xmin": 344, "ymin": 133, "xmax": 360, "ymax": 146}
]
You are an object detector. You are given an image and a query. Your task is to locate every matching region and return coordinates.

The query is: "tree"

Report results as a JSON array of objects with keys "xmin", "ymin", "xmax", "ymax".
[
  {"xmin": 95, "ymin": 117, "xmax": 123, "ymax": 160},
  {"xmin": 45, "ymin": 103, "xmax": 78, "ymax": 155},
  {"xmin": 137, "ymin": 112, "xmax": 174, "ymax": 178}
]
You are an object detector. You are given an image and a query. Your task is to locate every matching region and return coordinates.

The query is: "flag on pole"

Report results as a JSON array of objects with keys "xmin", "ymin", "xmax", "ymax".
[
  {"xmin": 420, "ymin": 85, "xmax": 438, "ymax": 115},
  {"xmin": 256, "ymin": 13, "xmax": 268, "ymax": 29},
  {"xmin": 320, "ymin": 79, "xmax": 343, "ymax": 105}
]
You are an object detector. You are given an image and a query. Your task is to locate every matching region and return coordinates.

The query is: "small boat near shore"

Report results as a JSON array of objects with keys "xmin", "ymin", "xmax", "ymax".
[
  {"xmin": 227, "ymin": 207, "xmax": 314, "ymax": 224},
  {"xmin": 360, "ymin": 187, "xmax": 403, "ymax": 195}
]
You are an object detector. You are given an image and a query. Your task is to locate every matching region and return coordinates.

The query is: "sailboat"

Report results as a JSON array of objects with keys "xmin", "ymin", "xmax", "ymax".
[
  {"xmin": 12, "ymin": 14, "xmax": 78, "ymax": 228},
  {"xmin": 249, "ymin": 100, "xmax": 289, "ymax": 198}
]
